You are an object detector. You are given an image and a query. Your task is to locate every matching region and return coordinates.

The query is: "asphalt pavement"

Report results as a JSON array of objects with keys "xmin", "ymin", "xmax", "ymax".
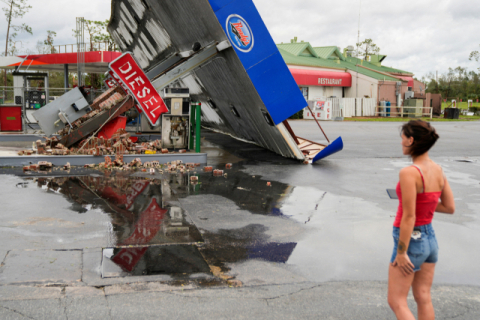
[{"xmin": 0, "ymin": 120, "xmax": 479, "ymax": 319}]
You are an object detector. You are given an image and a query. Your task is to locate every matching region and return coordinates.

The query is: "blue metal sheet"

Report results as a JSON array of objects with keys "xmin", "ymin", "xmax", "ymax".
[
  {"xmin": 209, "ymin": 0, "xmax": 306, "ymax": 124},
  {"xmin": 208, "ymin": 0, "xmax": 235, "ymax": 12},
  {"xmin": 247, "ymin": 52, "xmax": 307, "ymax": 124},
  {"xmin": 312, "ymin": 136, "xmax": 344, "ymax": 163}
]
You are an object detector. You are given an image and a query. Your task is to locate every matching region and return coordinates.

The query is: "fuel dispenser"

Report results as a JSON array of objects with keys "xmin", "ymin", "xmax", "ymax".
[
  {"xmin": 12, "ymin": 72, "xmax": 50, "ymax": 128},
  {"xmin": 161, "ymin": 88, "xmax": 191, "ymax": 150}
]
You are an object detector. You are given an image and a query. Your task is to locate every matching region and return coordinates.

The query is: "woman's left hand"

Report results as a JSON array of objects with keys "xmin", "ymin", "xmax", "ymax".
[{"xmin": 392, "ymin": 252, "xmax": 414, "ymax": 276}]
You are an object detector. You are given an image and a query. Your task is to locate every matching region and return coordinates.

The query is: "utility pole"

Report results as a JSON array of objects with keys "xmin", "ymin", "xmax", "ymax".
[
  {"xmin": 4, "ymin": 1, "xmax": 14, "ymax": 100},
  {"xmin": 355, "ymin": 0, "xmax": 361, "ymax": 100}
]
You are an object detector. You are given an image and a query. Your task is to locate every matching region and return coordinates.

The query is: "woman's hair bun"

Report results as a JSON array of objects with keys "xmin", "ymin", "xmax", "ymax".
[{"xmin": 401, "ymin": 120, "xmax": 439, "ymax": 157}]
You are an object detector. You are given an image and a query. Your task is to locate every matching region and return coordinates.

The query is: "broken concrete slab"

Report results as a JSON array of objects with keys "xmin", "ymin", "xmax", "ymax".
[
  {"xmin": 0, "ymin": 249, "xmax": 82, "ymax": 286},
  {"xmin": 104, "ymin": 281, "xmax": 197, "ymax": 296},
  {"xmin": 224, "ymin": 260, "xmax": 308, "ymax": 287},
  {"xmin": 82, "ymin": 248, "xmax": 174, "ymax": 287},
  {"xmin": 0, "ymin": 286, "xmax": 62, "ymax": 301},
  {"xmin": 65, "ymin": 286, "xmax": 105, "ymax": 298},
  {"xmin": 83, "ymin": 247, "xmax": 215, "ymax": 287},
  {"xmin": 102, "ymin": 245, "xmax": 210, "ymax": 278}
]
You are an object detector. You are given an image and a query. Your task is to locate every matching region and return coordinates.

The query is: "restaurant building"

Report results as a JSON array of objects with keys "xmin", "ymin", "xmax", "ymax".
[{"xmin": 277, "ymin": 38, "xmax": 424, "ymax": 107}]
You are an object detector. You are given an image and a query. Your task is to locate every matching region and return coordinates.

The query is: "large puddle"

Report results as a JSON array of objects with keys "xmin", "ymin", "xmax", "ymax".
[
  {"xmin": 2, "ymin": 157, "xmax": 479, "ymax": 286},
  {"xmin": 20, "ymin": 166, "xmax": 298, "ymax": 280}
]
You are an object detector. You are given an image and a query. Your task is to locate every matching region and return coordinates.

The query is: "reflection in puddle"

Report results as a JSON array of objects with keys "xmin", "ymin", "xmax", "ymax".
[
  {"xmin": 29, "ymin": 169, "xmax": 298, "ymax": 280},
  {"xmin": 32, "ymin": 175, "xmax": 203, "ymax": 247},
  {"xmin": 102, "ymin": 245, "xmax": 211, "ymax": 278}
]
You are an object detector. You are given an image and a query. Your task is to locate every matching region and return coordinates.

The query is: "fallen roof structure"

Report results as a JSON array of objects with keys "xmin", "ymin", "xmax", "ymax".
[
  {"xmin": 107, "ymin": 0, "xmax": 343, "ymax": 163},
  {"xmin": 0, "ymin": 52, "xmax": 122, "ymax": 73}
]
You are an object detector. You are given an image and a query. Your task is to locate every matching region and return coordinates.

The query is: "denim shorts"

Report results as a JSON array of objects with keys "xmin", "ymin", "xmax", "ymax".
[{"xmin": 390, "ymin": 223, "xmax": 439, "ymax": 272}]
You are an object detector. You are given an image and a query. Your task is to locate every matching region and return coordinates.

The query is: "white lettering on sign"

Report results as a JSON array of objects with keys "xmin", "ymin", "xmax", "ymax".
[
  {"xmin": 129, "ymin": 77, "xmax": 145, "ymax": 90},
  {"xmin": 104, "ymin": 76, "xmax": 116, "ymax": 89},
  {"xmin": 318, "ymin": 78, "xmax": 343, "ymax": 85},
  {"xmin": 143, "ymin": 96, "xmax": 158, "ymax": 111},
  {"xmin": 138, "ymin": 87, "xmax": 150, "ymax": 99},
  {"xmin": 119, "ymin": 62, "xmax": 132, "ymax": 74},
  {"xmin": 107, "ymin": 71, "xmax": 143, "ymax": 114},
  {"xmin": 109, "ymin": 52, "xmax": 168, "ymax": 125}
]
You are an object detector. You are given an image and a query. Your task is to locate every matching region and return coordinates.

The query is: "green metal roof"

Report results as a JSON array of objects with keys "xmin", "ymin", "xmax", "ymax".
[
  {"xmin": 278, "ymin": 47, "xmax": 400, "ymax": 81},
  {"xmin": 276, "ymin": 42, "xmax": 412, "ymax": 81},
  {"xmin": 278, "ymin": 48, "xmax": 343, "ymax": 69},
  {"xmin": 276, "ymin": 42, "xmax": 318, "ymax": 58},
  {"xmin": 312, "ymin": 46, "xmax": 336, "ymax": 59},
  {"xmin": 313, "ymin": 46, "xmax": 345, "ymax": 61},
  {"xmin": 345, "ymin": 56, "xmax": 413, "ymax": 75}
]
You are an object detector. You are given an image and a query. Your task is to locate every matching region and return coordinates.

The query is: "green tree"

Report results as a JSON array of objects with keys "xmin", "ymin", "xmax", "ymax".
[
  {"xmin": 73, "ymin": 19, "xmax": 115, "ymax": 51},
  {"xmin": 469, "ymin": 45, "xmax": 480, "ymax": 71},
  {"xmin": 2, "ymin": 0, "xmax": 32, "ymax": 55},
  {"xmin": 44, "ymin": 30, "xmax": 56, "ymax": 51},
  {"xmin": 72, "ymin": 19, "xmax": 115, "ymax": 88},
  {"xmin": 424, "ymin": 67, "xmax": 480, "ymax": 102},
  {"xmin": 86, "ymin": 20, "xmax": 115, "ymax": 51},
  {"xmin": 6, "ymin": 34, "xmax": 22, "ymax": 55},
  {"xmin": 2, "ymin": 0, "xmax": 32, "ymax": 97},
  {"xmin": 356, "ymin": 38, "xmax": 380, "ymax": 61},
  {"xmin": 30, "ymin": 30, "xmax": 57, "ymax": 54}
]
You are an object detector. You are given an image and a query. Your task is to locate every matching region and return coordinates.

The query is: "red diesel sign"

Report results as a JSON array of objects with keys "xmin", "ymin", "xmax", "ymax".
[
  {"xmin": 109, "ymin": 53, "xmax": 168, "ymax": 125},
  {"xmin": 108, "ymin": 71, "xmax": 126, "ymax": 91},
  {"xmin": 107, "ymin": 70, "xmax": 142, "ymax": 113},
  {"xmin": 104, "ymin": 74, "xmax": 116, "ymax": 89}
]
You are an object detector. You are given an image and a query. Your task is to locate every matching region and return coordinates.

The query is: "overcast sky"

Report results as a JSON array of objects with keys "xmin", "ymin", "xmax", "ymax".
[{"xmin": 1, "ymin": 0, "xmax": 479, "ymax": 79}]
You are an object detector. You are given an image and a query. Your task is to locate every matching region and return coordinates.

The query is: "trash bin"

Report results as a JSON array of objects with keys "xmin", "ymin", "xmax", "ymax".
[
  {"xmin": 386, "ymin": 101, "xmax": 391, "ymax": 117},
  {"xmin": 444, "ymin": 108, "xmax": 460, "ymax": 119}
]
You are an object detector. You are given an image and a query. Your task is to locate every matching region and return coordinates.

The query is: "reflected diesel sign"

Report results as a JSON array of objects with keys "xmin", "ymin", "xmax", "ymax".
[{"xmin": 111, "ymin": 198, "xmax": 167, "ymax": 272}]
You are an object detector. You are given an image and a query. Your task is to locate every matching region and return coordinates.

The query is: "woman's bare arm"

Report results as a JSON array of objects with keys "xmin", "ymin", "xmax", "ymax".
[
  {"xmin": 395, "ymin": 167, "xmax": 417, "ymax": 275},
  {"xmin": 436, "ymin": 178, "xmax": 455, "ymax": 214}
]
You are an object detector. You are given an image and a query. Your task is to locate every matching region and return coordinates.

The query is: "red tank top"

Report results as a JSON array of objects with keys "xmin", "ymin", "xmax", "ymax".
[{"xmin": 394, "ymin": 165, "xmax": 442, "ymax": 227}]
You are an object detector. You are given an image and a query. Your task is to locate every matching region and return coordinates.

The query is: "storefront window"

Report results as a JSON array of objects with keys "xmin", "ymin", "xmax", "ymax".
[{"xmin": 299, "ymin": 87, "xmax": 308, "ymax": 100}]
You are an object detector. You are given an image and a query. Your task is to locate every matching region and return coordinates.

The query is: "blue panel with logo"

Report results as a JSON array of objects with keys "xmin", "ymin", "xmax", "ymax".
[{"xmin": 208, "ymin": 0, "xmax": 307, "ymax": 124}]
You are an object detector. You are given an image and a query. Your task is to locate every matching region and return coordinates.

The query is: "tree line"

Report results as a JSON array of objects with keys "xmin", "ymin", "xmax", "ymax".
[
  {"xmin": 421, "ymin": 45, "xmax": 480, "ymax": 101},
  {"xmin": 421, "ymin": 67, "xmax": 480, "ymax": 101},
  {"xmin": 2, "ymin": 0, "xmax": 114, "ymax": 94}
]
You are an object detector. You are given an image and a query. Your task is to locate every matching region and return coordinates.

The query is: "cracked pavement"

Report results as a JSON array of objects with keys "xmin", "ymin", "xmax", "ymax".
[{"xmin": 0, "ymin": 121, "xmax": 479, "ymax": 319}]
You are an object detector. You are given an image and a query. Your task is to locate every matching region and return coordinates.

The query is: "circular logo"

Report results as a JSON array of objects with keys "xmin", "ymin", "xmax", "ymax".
[{"xmin": 226, "ymin": 14, "xmax": 254, "ymax": 53}]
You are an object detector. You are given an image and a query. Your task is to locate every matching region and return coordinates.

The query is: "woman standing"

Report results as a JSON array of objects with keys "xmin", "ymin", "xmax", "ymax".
[{"xmin": 388, "ymin": 120, "xmax": 455, "ymax": 320}]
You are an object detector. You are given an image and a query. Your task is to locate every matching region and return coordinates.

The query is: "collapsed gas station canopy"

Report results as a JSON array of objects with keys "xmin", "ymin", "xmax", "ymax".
[{"xmin": 0, "ymin": 51, "xmax": 122, "ymax": 73}]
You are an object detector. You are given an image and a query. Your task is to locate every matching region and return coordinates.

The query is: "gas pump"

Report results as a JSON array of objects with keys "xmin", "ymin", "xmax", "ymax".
[
  {"xmin": 13, "ymin": 72, "xmax": 49, "ymax": 128},
  {"xmin": 161, "ymin": 88, "xmax": 191, "ymax": 150}
]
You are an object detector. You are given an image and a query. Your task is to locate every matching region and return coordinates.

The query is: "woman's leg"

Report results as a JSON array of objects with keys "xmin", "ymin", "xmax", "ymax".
[
  {"xmin": 388, "ymin": 264, "xmax": 416, "ymax": 320},
  {"xmin": 412, "ymin": 263, "xmax": 436, "ymax": 320}
]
